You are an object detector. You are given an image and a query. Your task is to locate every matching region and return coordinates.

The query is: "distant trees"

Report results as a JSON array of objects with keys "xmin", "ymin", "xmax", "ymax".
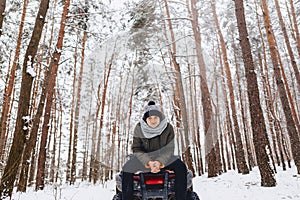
[{"xmin": 0, "ymin": 0, "xmax": 299, "ymax": 197}]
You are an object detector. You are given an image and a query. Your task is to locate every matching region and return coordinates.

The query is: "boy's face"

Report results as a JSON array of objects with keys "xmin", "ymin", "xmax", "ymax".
[{"xmin": 146, "ymin": 116, "xmax": 160, "ymax": 128}]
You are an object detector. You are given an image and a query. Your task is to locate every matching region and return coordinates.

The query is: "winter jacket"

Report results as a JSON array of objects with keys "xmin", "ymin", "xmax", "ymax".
[{"xmin": 132, "ymin": 122, "xmax": 175, "ymax": 167}]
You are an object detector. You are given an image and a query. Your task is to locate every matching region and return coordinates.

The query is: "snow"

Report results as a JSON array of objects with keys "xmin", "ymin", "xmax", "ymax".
[
  {"xmin": 10, "ymin": 166, "xmax": 300, "ymax": 200},
  {"xmin": 195, "ymin": 167, "xmax": 300, "ymax": 200}
]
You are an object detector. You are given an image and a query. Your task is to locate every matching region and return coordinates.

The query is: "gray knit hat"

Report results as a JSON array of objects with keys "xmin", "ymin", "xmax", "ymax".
[{"xmin": 142, "ymin": 101, "xmax": 163, "ymax": 121}]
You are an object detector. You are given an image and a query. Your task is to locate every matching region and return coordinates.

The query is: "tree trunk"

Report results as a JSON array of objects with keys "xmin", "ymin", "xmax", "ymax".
[
  {"xmin": 194, "ymin": 76, "xmax": 204, "ymax": 175},
  {"xmin": 124, "ymin": 66, "xmax": 135, "ymax": 162},
  {"xmin": 49, "ymin": 107, "xmax": 58, "ymax": 183},
  {"xmin": 94, "ymin": 51, "xmax": 114, "ymax": 183},
  {"xmin": 0, "ymin": 0, "xmax": 50, "ymax": 197},
  {"xmin": 231, "ymin": 35, "xmax": 255, "ymax": 171},
  {"xmin": 187, "ymin": 0, "xmax": 216, "ymax": 177},
  {"xmin": 254, "ymin": 0, "xmax": 282, "ymax": 170},
  {"xmin": 288, "ymin": 0, "xmax": 300, "ymax": 58},
  {"xmin": 0, "ymin": 0, "xmax": 6, "ymax": 36},
  {"xmin": 218, "ymin": 46, "xmax": 236, "ymax": 171},
  {"xmin": 0, "ymin": 61, "xmax": 11, "ymax": 162},
  {"xmin": 260, "ymin": 0, "xmax": 300, "ymax": 174},
  {"xmin": 258, "ymin": 52, "xmax": 277, "ymax": 172},
  {"xmin": 162, "ymin": 0, "xmax": 194, "ymax": 174},
  {"xmin": 17, "ymin": 67, "xmax": 50, "ymax": 192},
  {"xmin": 274, "ymin": 0, "xmax": 300, "ymax": 93},
  {"xmin": 89, "ymin": 83, "xmax": 101, "ymax": 183},
  {"xmin": 35, "ymin": 0, "xmax": 71, "ymax": 190},
  {"xmin": 66, "ymin": 38, "xmax": 78, "ymax": 183},
  {"xmin": 55, "ymin": 90, "xmax": 63, "ymax": 183},
  {"xmin": 18, "ymin": 3, "xmax": 57, "ymax": 189},
  {"xmin": 70, "ymin": 31, "xmax": 86, "ymax": 185},
  {"xmin": 234, "ymin": 0, "xmax": 276, "ymax": 186},
  {"xmin": 211, "ymin": 0, "xmax": 249, "ymax": 174},
  {"xmin": 80, "ymin": 2, "xmax": 89, "ymax": 181},
  {"xmin": 0, "ymin": 0, "xmax": 28, "ymax": 161},
  {"xmin": 18, "ymin": 27, "xmax": 54, "ymax": 190}
]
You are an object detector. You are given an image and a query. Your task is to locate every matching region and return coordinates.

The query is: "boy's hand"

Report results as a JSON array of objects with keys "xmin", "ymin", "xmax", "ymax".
[{"xmin": 148, "ymin": 160, "xmax": 161, "ymax": 173}]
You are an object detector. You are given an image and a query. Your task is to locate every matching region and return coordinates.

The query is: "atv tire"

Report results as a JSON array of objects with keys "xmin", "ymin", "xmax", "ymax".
[
  {"xmin": 113, "ymin": 191, "xmax": 200, "ymax": 200},
  {"xmin": 112, "ymin": 193, "xmax": 141, "ymax": 200},
  {"xmin": 112, "ymin": 193, "xmax": 122, "ymax": 200},
  {"xmin": 187, "ymin": 190, "xmax": 200, "ymax": 200}
]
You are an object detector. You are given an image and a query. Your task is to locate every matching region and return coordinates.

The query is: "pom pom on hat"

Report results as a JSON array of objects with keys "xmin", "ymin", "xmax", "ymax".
[
  {"xmin": 148, "ymin": 101, "xmax": 156, "ymax": 106},
  {"xmin": 142, "ymin": 101, "xmax": 163, "ymax": 121}
]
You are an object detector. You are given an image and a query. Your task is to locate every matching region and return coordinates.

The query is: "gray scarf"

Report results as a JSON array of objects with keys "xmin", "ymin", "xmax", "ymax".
[{"xmin": 140, "ymin": 118, "xmax": 168, "ymax": 139}]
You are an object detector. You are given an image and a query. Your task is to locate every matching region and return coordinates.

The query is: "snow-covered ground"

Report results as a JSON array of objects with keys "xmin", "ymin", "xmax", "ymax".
[{"xmin": 11, "ymin": 166, "xmax": 300, "ymax": 200}]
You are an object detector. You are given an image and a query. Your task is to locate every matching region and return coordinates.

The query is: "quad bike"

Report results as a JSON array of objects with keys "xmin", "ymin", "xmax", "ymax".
[{"xmin": 112, "ymin": 170, "xmax": 200, "ymax": 200}]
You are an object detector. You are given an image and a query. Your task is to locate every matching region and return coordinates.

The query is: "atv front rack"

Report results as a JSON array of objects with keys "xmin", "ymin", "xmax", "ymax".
[{"xmin": 139, "ymin": 172, "xmax": 169, "ymax": 200}]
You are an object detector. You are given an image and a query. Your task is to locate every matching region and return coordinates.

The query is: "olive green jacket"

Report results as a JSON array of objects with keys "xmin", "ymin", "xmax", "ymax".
[{"xmin": 132, "ymin": 122, "xmax": 175, "ymax": 167}]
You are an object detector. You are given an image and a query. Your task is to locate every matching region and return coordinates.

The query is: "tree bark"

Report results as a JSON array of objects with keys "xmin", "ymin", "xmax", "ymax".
[{"xmin": 234, "ymin": 0, "xmax": 276, "ymax": 186}]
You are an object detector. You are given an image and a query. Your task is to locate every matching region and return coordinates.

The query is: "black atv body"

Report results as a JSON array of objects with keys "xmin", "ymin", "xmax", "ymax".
[{"xmin": 113, "ymin": 170, "xmax": 200, "ymax": 200}]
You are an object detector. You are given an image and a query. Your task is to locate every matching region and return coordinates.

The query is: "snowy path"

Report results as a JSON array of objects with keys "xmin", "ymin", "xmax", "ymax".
[{"xmin": 11, "ymin": 167, "xmax": 300, "ymax": 200}]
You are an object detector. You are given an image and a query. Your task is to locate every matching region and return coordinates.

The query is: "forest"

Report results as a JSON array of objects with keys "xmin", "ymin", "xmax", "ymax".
[{"xmin": 0, "ymin": 0, "xmax": 299, "ymax": 198}]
